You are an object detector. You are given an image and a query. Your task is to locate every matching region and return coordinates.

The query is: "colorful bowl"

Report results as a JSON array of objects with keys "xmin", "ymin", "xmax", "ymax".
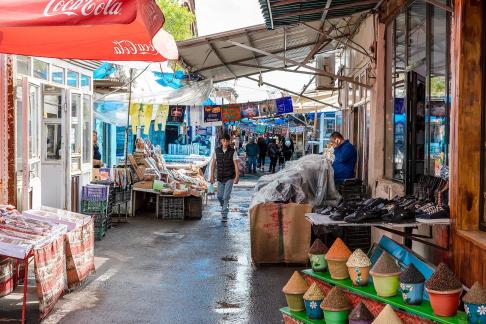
[
  {"xmin": 309, "ymin": 253, "xmax": 327, "ymax": 272},
  {"xmin": 285, "ymin": 293, "xmax": 306, "ymax": 312},
  {"xmin": 327, "ymin": 258, "xmax": 349, "ymax": 280},
  {"xmin": 304, "ymin": 298, "xmax": 324, "ymax": 320},
  {"xmin": 348, "ymin": 266, "xmax": 370, "ymax": 286},
  {"xmin": 370, "ymin": 272, "xmax": 401, "ymax": 297},
  {"xmin": 464, "ymin": 303, "xmax": 486, "ymax": 324},
  {"xmin": 323, "ymin": 308, "xmax": 350, "ymax": 324},
  {"xmin": 427, "ymin": 288, "xmax": 462, "ymax": 317},
  {"xmin": 400, "ymin": 281, "xmax": 425, "ymax": 305}
]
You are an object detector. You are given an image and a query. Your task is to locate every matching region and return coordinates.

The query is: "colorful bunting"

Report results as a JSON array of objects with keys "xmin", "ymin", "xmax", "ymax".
[
  {"xmin": 222, "ymin": 104, "xmax": 241, "ymax": 122},
  {"xmin": 203, "ymin": 106, "xmax": 222, "ymax": 122}
]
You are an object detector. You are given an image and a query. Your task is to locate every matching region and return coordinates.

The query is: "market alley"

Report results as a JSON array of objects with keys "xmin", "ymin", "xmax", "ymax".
[{"xmin": 1, "ymin": 176, "xmax": 298, "ymax": 324}]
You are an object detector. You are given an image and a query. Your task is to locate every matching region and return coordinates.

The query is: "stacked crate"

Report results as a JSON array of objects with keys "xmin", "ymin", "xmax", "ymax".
[{"xmin": 81, "ymin": 184, "xmax": 109, "ymax": 241}]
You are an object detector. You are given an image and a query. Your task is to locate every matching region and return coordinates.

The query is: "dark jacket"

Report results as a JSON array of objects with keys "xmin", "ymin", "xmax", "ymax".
[
  {"xmin": 333, "ymin": 140, "xmax": 357, "ymax": 184},
  {"xmin": 216, "ymin": 146, "xmax": 236, "ymax": 182},
  {"xmin": 257, "ymin": 139, "xmax": 267, "ymax": 156},
  {"xmin": 245, "ymin": 143, "xmax": 260, "ymax": 157},
  {"xmin": 268, "ymin": 143, "xmax": 279, "ymax": 158}
]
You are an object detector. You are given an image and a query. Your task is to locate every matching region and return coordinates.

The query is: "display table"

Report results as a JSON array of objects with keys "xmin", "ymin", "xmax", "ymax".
[
  {"xmin": 305, "ymin": 213, "xmax": 451, "ymax": 251},
  {"xmin": 296, "ymin": 269, "xmax": 467, "ymax": 324}
]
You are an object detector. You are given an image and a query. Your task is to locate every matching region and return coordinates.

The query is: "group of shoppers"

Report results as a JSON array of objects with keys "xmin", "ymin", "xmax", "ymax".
[{"xmin": 246, "ymin": 136, "xmax": 294, "ymax": 174}]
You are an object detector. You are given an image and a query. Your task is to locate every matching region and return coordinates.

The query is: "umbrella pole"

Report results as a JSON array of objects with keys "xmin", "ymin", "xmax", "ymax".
[{"xmin": 124, "ymin": 68, "xmax": 134, "ymax": 170}]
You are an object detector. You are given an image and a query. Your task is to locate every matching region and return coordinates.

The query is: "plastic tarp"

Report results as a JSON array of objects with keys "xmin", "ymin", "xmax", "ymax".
[{"xmin": 250, "ymin": 155, "xmax": 341, "ymax": 210}]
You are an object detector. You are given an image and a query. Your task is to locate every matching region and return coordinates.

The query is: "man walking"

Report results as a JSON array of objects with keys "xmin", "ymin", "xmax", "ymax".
[
  {"xmin": 245, "ymin": 138, "xmax": 259, "ymax": 174},
  {"xmin": 210, "ymin": 133, "xmax": 240, "ymax": 222},
  {"xmin": 267, "ymin": 139, "xmax": 279, "ymax": 173},
  {"xmin": 257, "ymin": 137, "xmax": 267, "ymax": 170}
]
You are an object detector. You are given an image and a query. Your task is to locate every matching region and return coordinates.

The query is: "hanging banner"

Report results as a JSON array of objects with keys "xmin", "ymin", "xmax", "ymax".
[
  {"xmin": 129, "ymin": 103, "xmax": 141, "ymax": 133},
  {"xmin": 259, "ymin": 99, "xmax": 277, "ymax": 116},
  {"xmin": 168, "ymin": 106, "xmax": 186, "ymax": 123},
  {"xmin": 222, "ymin": 104, "xmax": 241, "ymax": 122},
  {"xmin": 240, "ymin": 102, "xmax": 260, "ymax": 118},
  {"xmin": 276, "ymin": 96, "xmax": 294, "ymax": 115},
  {"xmin": 203, "ymin": 105, "xmax": 222, "ymax": 122},
  {"xmin": 154, "ymin": 105, "xmax": 169, "ymax": 131},
  {"xmin": 142, "ymin": 104, "xmax": 153, "ymax": 135}
]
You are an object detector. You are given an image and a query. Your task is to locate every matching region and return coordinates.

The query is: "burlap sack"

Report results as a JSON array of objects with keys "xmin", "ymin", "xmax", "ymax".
[{"xmin": 250, "ymin": 203, "xmax": 312, "ymax": 264}]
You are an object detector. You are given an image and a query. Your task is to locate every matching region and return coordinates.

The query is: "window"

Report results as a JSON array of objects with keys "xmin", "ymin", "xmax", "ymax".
[
  {"xmin": 43, "ymin": 85, "xmax": 63, "ymax": 162},
  {"xmin": 29, "ymin": 85, "xmax": 40, "ymax": 160},
  {"xmin": 82, "ymin": 95, "xmax": 92, "ymax": 164},
  {"xmin": 51, "ymin": 65, "xmax": 65, "ymax": 85},
  {"xmin": 71, "ymin": 94, "xmax": 81, "ymax": 154},
  {"xmin": 16, "ymin": 56, "xmax": 31, "ymax": 76},
  {"xmin": 81, "ymin": 74, "xmax": 91, "ymax": 91},
  {"xmin": 384, "ymin": 2, "xmax": 450, "ymax": 186},
  {"xmin": 15, "ymin": 81, "xmax": 23, "ymax": 171},
  {"xmin": 33, "ymin": 60, "xmax": 48, "ymax": 80},
  {"xmin": 67, "ymin": 70, "xmax": 79, "ymax": 88},
  {"xmin": 43, "ymin": 85, "xmax": 62, "ymax": 119},
  {"xmin": 46, "ymin": 124, "xmax": 62, "ymax": 160}
]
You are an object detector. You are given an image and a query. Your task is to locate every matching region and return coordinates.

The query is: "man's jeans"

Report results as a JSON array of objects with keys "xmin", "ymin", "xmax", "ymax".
[
  {"xmin": 217, "ymin": 178, "xmax": 234, "ymax": 219},
  {"xmin": 247, "ymin": 155, "xmax": 257, "ymax": 173}
]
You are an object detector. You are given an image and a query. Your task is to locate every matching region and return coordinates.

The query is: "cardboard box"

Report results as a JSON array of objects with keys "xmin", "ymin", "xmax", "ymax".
[
  {"xmin": 250, "ymin": 203, "xmax": 312, "ymax": 264},
  {"xmin": 133, "ymin": 181, "xmax": 154, "ymax": 189}
]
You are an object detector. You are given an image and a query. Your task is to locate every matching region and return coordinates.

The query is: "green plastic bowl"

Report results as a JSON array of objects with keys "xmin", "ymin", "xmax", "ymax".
[
  {"xmin": 323, "ymin": 309, "xmax": 350, "ymax": 324},
  {"xmin": 371, "ymin": 272, "xmax": 400, "ymax": 297}
]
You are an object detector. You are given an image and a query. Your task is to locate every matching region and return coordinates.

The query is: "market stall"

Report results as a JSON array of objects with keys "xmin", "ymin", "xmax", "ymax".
[{"xmin": 0, "ymin": 204, "xmax": 94, "ymax": 323}]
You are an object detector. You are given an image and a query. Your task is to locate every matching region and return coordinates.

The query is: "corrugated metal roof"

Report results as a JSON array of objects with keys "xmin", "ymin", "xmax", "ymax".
[
  {"xmin": 259, "ymin": 0, "xmax": 380, "ymax": 29},
  {"xmin": 176, "ymin": 14, "xmax": 364, "ymax": 83}
]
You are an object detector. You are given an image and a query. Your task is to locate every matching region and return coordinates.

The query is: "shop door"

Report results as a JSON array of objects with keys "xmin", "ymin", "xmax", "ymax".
[
  {"xmin": 406, "ymin": 71, "xmax": 426, "ymax": 194},
  {"xmin": 41, "ymin": 85, "xmax": 67, "ymax": 209}
]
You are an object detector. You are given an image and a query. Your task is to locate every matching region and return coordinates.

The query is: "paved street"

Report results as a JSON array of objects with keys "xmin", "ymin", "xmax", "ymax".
[{"xmin": 1, "ymin": 175, "xmax": 300, "ymax": 324}]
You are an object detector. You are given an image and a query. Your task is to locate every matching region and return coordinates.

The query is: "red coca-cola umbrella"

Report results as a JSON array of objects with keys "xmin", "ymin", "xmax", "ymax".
[{"xmin": 0, "ymin": 0, "xmax": 178, "ymax": 61}]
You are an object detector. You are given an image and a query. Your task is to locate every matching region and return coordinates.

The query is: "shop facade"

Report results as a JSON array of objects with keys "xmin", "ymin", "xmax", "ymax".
[{"xmin": 1, "ymin": 55, "xmax": 96, "ymax": 211}]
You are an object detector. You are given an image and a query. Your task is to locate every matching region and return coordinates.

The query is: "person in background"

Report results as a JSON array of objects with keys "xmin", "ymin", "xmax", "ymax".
[
  {"xmin": 93, "ymin": 130, "xmax": 103, "ymax": 168},
  {"xmin": 210, "ymin": 133, "xmax": 240, "ymax": 222},
  {"xmin": 278, "ymin": 140, "xmax": 285, "ymax": 169},
  {"xmin": 268, "ymin": 138, "xmax": 279, "ymax": 173},
  {"xmin": 245, "ymin": 137, "xmax": 259, "ymax": 174},
  {"xmin": 257, "ymin": 137, "xmax": 267, "ymax": 171},
  {"xmin": 330, "ymin": 131, "xmax": 357, "ymax": 185},
  {"xmin": 282, "ymin": 137, "xmax": 294, "ymax": 164}
]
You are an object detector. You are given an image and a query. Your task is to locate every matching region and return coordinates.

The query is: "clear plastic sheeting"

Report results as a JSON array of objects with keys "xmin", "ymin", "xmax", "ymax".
[{"xmin": 250, "ymin": 155, "xmax": 341, "ymax": 210}]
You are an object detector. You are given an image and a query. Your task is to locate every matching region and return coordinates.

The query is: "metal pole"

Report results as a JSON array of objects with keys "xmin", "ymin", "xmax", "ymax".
[{"xmin": 124, "ymin": 68, "xmax": 134, "ymax": 169}]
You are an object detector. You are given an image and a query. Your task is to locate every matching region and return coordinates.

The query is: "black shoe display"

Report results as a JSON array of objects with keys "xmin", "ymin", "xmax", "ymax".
[
  {"xmin": 344, "ymin": 209, "xmax": 384, "ymax": 223},
  {"xmin": 382, "ymin": 208, "xmax": 415, "ymax": 223}
]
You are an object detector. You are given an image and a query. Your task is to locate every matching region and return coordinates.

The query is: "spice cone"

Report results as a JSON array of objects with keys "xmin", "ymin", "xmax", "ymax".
[
  {"xmin": 282, "ymin": 271, "xmax": 309, "ymax": 294},
  {"xmin": 372, "ymin": 305, "xmax": 403, "ymax": 324}
]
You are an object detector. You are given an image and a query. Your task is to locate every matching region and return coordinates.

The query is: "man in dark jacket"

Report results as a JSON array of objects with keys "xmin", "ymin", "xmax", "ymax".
[
  {"xmin": 257, "ymin": 137, "xmax": 267, "ymax": 170},
  {"xmin": 267, "ymin": 139, "xmax": 279, "ymax": 173},
  {"xmin": 245, "ymin": 138, "xmax": 259, "ymax": 174},
  {"xmin": 210, "ymin": 133, "xmax": 240, "ymax": 222},
  {"xmin": 330, "ymin": 132, "xmax": 357, "ymax": 185}
]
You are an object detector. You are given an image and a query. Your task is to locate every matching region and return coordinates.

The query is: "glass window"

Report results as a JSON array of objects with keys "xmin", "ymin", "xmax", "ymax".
[
  {"xmin": 67, "ymin": 70, "xmax": 79, "ymax": 88},
  {"xmin": 81, "ymin": 74, "xmax": 91, "ymax": 91},
  {"xmin": 43, "ymin": 85, "xmax": 62, "ymax": 119},
  {"xmin": 15, "ymin": 81, "xmax": 23, "ymax": 171},
  {"xmin": 71, "ymin": 93, "xmax": 81, "ymax": 120},
  {"xmin": 29, "ymin": 85, "xmax": 40, "ymax": 159},
  {"xmin": 83, "ymin": 95, "xmax": 92, "ymax": 164},
  {"xmin": 33, "ymin": 60, "xmax": 48, "ymax": 80},
  {"xmin": 429, "ymin": 4, "xmax": 448, "ymax": 176},
  {"xmin": 71, "ymin": 124, "xmax": 80, "ymax": 154},
  {"xmin": 71, "ymin": 94, "xmax": 81, "ymax": 154},
  {"xmin": 407, "ymin": 1, "xmax": 426, "ymax": 68},
  {"xmin": 51, "ymin": 65, "xmax": 65, "ymax": 85},
  {"xmin": 46, "ymin": 124, "xmax": 62, "ymax": 160},
  {"xmin": 71, "ymin": 157, "xmax": 81, "ymax": 172},
  {"xmin": 16, "ymin": 56, "xmax": 31, "ymax": 76}
]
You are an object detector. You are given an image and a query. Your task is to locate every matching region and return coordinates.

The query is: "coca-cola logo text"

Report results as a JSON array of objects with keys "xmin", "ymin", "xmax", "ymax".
[
  {"xmin": 113, "ymin": 40, "xmax": 159, "ymax": 56},
  {"xmin": 44, "ymin": 0, "xmax": 123, "ymax": 17}
]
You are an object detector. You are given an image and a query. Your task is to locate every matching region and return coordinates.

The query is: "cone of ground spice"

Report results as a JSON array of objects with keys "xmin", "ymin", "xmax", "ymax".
[
  {"xmin": 463, "ymin": 282, "xmax": 486, "ymax": 323},
  {"xmin": 282, "ymin": 271, "xmax": 309, "ymax": 311},
  {"xmin": 320, "ymin": 286, "xmax": 352, "ymax": 323},
  {"xmin": 369, "ymin": 252, "xmax": 401, "ymax": 297},
  {"xmin": 325, "ymin": 238, "xmax": 352, "ymax": 279},
  {"xmin": 349, "ymin": 302, "xmax": 374, "ymax": 324},
  {"xmin": 425, "ymin": 263, "xmax": 462, "ymax": 317},
  {"xmin": 372, "ymin": 305, "xmax": 403, "ymax": 324},
  {"xmin": 308, "ymin": 239, "xmax": 329, "ymax": 273},
  {"xmin": 399, "ymin": 264, "xmax": 426, "ymax": 305},
  {"xmin": 303, "ymin": 283, "xmax": 325, "ymax": 320},
  {"xmin": 346, "ymin": 249, "xmax": 372, "ymax": 286}
]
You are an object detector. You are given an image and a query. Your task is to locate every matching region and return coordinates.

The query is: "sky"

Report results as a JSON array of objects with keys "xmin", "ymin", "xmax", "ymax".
[{"xmin": 194, "ymin": 0, "xmax": 313, "ymax": 103}]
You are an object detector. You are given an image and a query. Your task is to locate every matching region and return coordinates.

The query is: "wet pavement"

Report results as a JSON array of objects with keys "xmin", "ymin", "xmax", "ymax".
[{"xmin": 1, "ymin": 175, "xmax": 302, "ymax": 323}]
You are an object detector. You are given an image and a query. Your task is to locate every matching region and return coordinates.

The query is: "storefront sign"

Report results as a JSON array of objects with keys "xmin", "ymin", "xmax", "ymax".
[
  {"xmin": 222, "ymin": 104, "xmax": 241, "ymax": 122},
  {"xmin": 203, "ymin": 105, "xmax": 222, "ymax": 122},
  {"xmin": 240, "ymin": 102, "xmax": 259, "ymax": 118},
  {"xmin": 276, "ymin": 96, "xmax": 294, "ymax": 115},
  {"xmin": 168, "ymin": 105, "xmax": 185, "ymax": 123}
]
